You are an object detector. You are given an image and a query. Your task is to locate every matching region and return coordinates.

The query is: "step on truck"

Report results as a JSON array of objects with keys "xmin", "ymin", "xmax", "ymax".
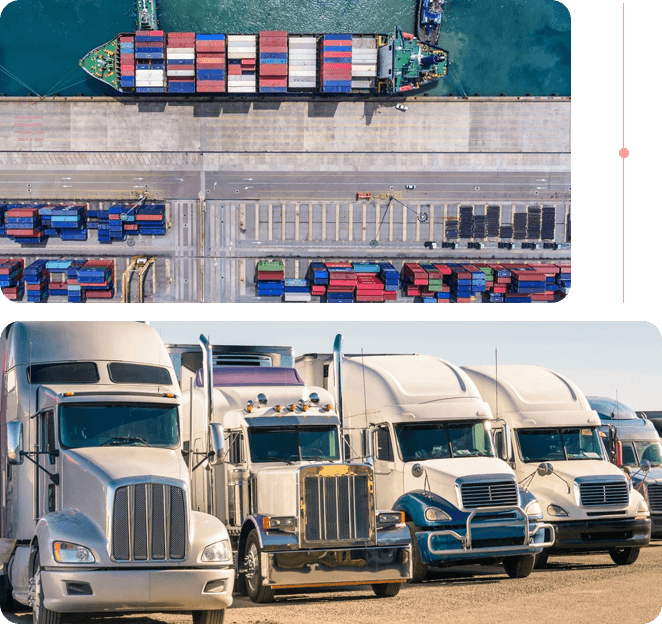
[
  {"xmin": 168, "ymin": 337, "xmax": 411, "ymax": 603},
  {"xmin": 296, "ymin": 341, "xmax": 554, "ymax": 582},
  {"xmin": 0, "ymin": 321, "xmax": 234, "ymax": 624},
  {"xmin": 588, "ymin": 396, "xmax": 662, "ymax": 539},
  {"xmin": 462, "ymin": 365, "xmax": 651, "ymax": 567}
]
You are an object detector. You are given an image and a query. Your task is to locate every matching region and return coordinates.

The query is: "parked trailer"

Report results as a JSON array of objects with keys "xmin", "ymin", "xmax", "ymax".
[
  {"xmin": 462, "ymin": 365, "xmax": 652, "ymax": 567},
  {"xmin": 0, "ymin": 322, "xmax": 234, "ymax": 624},
  {"xmin": 167, "ymin": 339, "xmax": 411, "ymax": 603},
  {"xmin": 296, "ymin": 341, "xmax": 554, "ymax": 582}
]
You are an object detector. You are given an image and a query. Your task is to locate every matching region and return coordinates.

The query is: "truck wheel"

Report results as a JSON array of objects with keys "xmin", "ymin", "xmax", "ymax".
[
  {"xmin": 29, "ymin": 551, "xmax": 61, "ymax": 624},
  {"xmin": 371, "ymin": 582, "xmax": 402, "ymax": 598},
  {"xmin": 609, "ymin": 547, "xmax": 640, "ymax": 565},
  {"xmin": 244, "ymin": 531, "xmax": 275, "ymax": 603},
  {"xmin": 534, "ymin": 550, "xmax": 549, "ymax": 569},
  {"xmin": 503, "ymin": 554, "xmax": 535, "ymax": 579},
  {"xmin": 192, "ymin": 610, "xmax": 225, "ymax": 624},
  {"xmin": 406, "ymin": 522, "xmax": 428, "ymax": 583}
]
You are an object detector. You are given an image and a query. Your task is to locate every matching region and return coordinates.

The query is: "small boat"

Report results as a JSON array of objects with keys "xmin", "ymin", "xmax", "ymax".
[{"xmin": 416, "ymin": 0, "xmax": 444, "ymax": 45}]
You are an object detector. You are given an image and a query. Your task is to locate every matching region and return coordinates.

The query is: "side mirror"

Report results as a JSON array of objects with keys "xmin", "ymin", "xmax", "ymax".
[
  {"xmin": 537, "ymin": 462, "xmax": 554, "ymax": 476},
  {"xmin": 641, "ymin": 459, "xmax": 652, "ymax": 473},
  {"xmin": 208, "ymin": 423, "xmax": 225, "ymax": 466},
  {"xmin": 411, "ymin": 463, "xmax": 424, "ymax": 478},
  {"xmin": 496, "ymin": 424, "xmax": 513, "ymax": 462},
  {"xmin": 7, "ymin": 421, "xmax": 24, "ymax": 465}
]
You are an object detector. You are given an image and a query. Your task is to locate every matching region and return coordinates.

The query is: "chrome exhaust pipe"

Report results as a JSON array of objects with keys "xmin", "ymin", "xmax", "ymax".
[
  {"xmin": 333, "ymin": 333, "xmax": 345, "ymax": 462},
  {"xmin": 199, "ymin": 334, "xmax": 214, "ymax": 424}
]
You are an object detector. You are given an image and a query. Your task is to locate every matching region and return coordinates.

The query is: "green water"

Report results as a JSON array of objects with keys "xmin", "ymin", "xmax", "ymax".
[{"xmin": 0, "ymin": 0, "xmax": 570, "ymax": 96}]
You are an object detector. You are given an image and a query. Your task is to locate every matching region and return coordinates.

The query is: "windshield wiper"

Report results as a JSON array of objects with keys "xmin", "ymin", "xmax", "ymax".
[
  {"xmin": 260, "ymin": 456, "xmax": 295, "ymax": 465},
  {"xmin": 302, "ymin": 455, "xmax": 332, "ymax": 462},
  {"xmin": 101, "ymin": 436, "xmax": 152, "ymax": 447}
]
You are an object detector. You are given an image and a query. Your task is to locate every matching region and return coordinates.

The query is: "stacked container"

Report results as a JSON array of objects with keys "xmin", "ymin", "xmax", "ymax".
[
  {"xmin": 320, "ymin": 35, "xmax": 352, "ymax": 93},
  {"xmin": 0, "ymin": 259, "xmax": 24, "ymax": 300},
  {"xmin": 46, "ymin": 260, "xmax": 72, "ymax": 296},
  {"xmin": 325, "ymin": 262, "xmax": 356, "ymax": 302},
  {"xmin": 227, "ymin": 35, "xmax": 256, "ymax": 93},
  {"xmin": 135, "ymin": 30, "xmax": 165, "ymax": 93},
  {"xmin": 258, "ymin": 31, "xmax": 288, "ymax": 93},
  {"xmin": 0, "ymin": 203, "xmax": 8, "ymax": 236},
  {"xmin": 255, "ymin": 260, "xmax": 285, "ymax": 296},
  {"xmin": 283, "ymin": 278, "xmax": 311, "ymax": 302},
  {"xmin": 167, "ymin": 32, "xmax": 196, "ymax": 94},
  {"xmin": 307, "ymin": 261, "xmax": 328, "ymax": 297},
  {"xmin": 119, "ymin": 36, "xmax": 136, "ymax": 90},
  {"xmin": 351, "ymin": 36, "xmax": 377, "ymax": 91},
  {"xmin": 5, "ymin": 206, "xmax": 44, "ymax": 244},
  {"xmin": 49, "ymin": 205, "xmax": 87, "ymax": 241},
  {"xmin": 196, "ymin": 35, "xmax": 226, "ymax": 93},
  {"xmin": 66, "ymin": 259, "xmax": 88, "ymax": 302},
  {"xmin": 24, "ymin": 260, "xmax": 49, "ymax": 303},
  {"xmin": 288, "ymin": 36, "xmax": 317, "ymax": 91},
  {"xmin": 78, "ymin": 260, "xmax": 115, "ymax": 299},
  {"xmin": 378, "ymin": 262, "xmax": 400, "ymax": 300}
]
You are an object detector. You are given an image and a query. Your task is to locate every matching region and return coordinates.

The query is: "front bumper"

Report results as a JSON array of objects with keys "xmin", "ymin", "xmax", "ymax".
[
  {"xmin": 41, "ymin": 566, "xmax": 235, "ymax": 613},
  {"xmin": 420, "ymin": 505, "xmax": 555, "ymax": 563},
  {"xmin": 549, "ymin": 517, "xmax": 651, "ymax": 553},
  {"xmin": 262, "ymin": 546, "xmax": 411, "ymax": 588},
  {"xmin": 650, "ymin": 513, "xmax": 662, "ymax": 539}
]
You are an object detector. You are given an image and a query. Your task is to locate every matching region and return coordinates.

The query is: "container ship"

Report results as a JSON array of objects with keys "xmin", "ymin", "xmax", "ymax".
[{"xmin": 80, "ymin": 0, "xmax": 448, "ymax": 96}]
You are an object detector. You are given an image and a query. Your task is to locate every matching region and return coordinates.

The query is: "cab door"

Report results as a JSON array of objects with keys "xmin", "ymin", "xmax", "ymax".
[{"xmin": 371, "ymin": 424, "xmax": 401, "ymax": 509}]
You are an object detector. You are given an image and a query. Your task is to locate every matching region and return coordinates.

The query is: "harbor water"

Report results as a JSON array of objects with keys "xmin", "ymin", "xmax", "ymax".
[{"xmin": 0, "ymin": 0, "xmax": 570, "ymax": 97}]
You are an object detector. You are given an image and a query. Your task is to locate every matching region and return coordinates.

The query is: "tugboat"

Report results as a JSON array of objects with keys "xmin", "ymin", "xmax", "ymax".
[{"xmin": 417, "ymin": 0, "xmax": 444, "ymax": 45}]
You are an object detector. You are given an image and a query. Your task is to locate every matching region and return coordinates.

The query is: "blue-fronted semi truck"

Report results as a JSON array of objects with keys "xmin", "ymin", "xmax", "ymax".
[{"xmin": 296, "ymin": 343, "xmax": 554, "ymax": 582}]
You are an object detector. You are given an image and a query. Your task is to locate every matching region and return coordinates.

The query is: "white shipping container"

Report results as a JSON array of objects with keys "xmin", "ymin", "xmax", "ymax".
[
  {"xmin": 228, "ymin": 76, "xmax": 256, "ymax": 83},
  {"xmin": 284, "ymin": 292, "xmax": 312, "ymax": 302},
  {"xmin": 167, "ymin": 70, "xmax": 195, "ymax": 76},
  {"xmin": 288, "ymin": 69, "xmax": 317, "ymax": 77},
  {"xmin": 227, "ymin": 51, "xmax": 256, "ymax": 60},
  {"xmin": 136, "ymin": 80, "xmax": 166, "ymax": 87},
  {"xmin": 289, "ymin": 51, "xmax": 316, "ymax": 58},
  {"xmin": 227, "ymin": 85, "xmax": 257, "ymax": 93},
  {"xmin": 288, "ymin": 60, "xmax": 316, "ymax": 67},
  {"xmin": 135, "ymin": 70, "xmax": 164, "ymax": 78},
  {"xmin": 167, "ymin": 47, "xmax": 195, "ymax": 54},
  {"xmin": 228, "ymin": 35, "xmax": 256, "ymax": 43}
]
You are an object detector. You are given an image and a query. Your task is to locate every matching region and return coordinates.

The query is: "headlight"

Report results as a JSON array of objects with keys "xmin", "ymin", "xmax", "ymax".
[
  {"xmin": 547, "ymin": 504, "xmax": 569, "ymax": 517},
  {"xmin": 201, "ymin": 539, "xmax": 232, "ymax": 563},
  {"xmin": 377, "ymin": 511, "xmax": 405, "ymax": 525},
  {"xmin": 525, "ymin": 501, "xmax": 542, "ymax": 517},
  {"xmin": 53, "ymin": 542, "xmax": 95, "ymax": 564},
  {"xmin": 263, "ymin": 516, "xmax": 297, "ymax": 532},
  {"xmin": 637, "ymin": 499, "xmax": 650, "ymax": 514},
  {"xmin": 424, "ymin": 507, "xmax": 451, "ymax": 522}
]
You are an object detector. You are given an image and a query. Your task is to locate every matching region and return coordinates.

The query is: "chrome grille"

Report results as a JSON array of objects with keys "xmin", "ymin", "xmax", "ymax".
[
  {"xmin": 112, "ymin": 483, "xmax": 187, "ymax": 561},
  {"xmin": 302, "ymin": 468, "xmax": 372, "ymax": 545},
  {"xmin": 579, "ymin": 481, "xmax": 629, "ymax": 507},
  {"xmin": 647, "ymin": 484, "xmax": 662, "ymax": 512},
  {"xmin": 460, "ymin": 479, "xmax": 519, "ymax": 509}
]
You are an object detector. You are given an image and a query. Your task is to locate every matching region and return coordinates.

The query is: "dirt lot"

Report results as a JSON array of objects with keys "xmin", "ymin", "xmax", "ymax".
[{"xmin": 4, "ymin": 546, "xmax": 662, "ymax": 624}]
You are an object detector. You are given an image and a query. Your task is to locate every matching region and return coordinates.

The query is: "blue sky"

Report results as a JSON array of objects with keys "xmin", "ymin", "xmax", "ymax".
[{"xmin": 153, "ymin": 322, "xmax": 662, "ymax": 410}]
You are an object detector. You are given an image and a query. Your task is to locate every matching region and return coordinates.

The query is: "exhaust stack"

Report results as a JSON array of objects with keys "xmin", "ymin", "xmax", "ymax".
[
  {"xmin": 333, "ymin": 333, "xmax": 345, "ymax": 461},
  {"xmin": 199, "ymin": 334, "xmax": 214, "ymax": 423}
]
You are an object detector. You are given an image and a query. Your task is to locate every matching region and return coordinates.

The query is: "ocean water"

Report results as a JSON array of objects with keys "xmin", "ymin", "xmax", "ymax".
[{"xmin": 0, "ymin": 0, "xmax": 570, "ymax": 97}]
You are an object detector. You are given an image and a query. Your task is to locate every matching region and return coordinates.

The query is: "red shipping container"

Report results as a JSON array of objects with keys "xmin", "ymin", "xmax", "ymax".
[
  {"xmin": 455, "ymin": 297, "xmax": 472, "ymax": 303},
  {"xmin": 196, "ymin": 83, "xmax": 226, "ymax": 92},
  {"xmin": 120, "ymin": 36, "xmax": 134, "ymax": 43},
  {"xmin": 121, "ymin": 65, "xmax": 135, "ymax": 74},
  {"xmin": 325, "ymin": 261, "xmax": 352, "ymax": 268},
  {"xmin": 260, "ymin": 79, "xmax": 287, "ymax": 87},
  {"xmin": 383, "ymin": 290, "xmax": 398, "ymax": 300},
  {"xmin": 7, "ymin": 208, "xmax": 39, "ymax": 217},
  {"xmin": 169, "ymin": 32, "xmax": 195, "ymax": 38},
  {"xmin": 260, "ymin": 65, "xmax": 287, "ymax": 76},
  {"xmin": 7, "ymin": 229, "xmax": 42, "ymax": 237},
  {"xmin": 257, "ymin": 271, "xmax": 284, "ymax": 280},
  {"xmin": 405, "ymin": 285, "xmax": 421, "ymax": 296},
  {"xmin": 197, "ymin": 63, "xmax": 225, "ymax": 69},
  {"xmin": 85, "ymin": 290, "xmax": 114, "ymax": 299},
  {"xmin": 228, "ymin": 65, "xmax": 242, "ymax": 75},
  {"xmin": 135, "ymin": 214, "xmax": 164, "ymax": 221},
  {"xmin": 323, "ymin": 51, "xmax": 352, "ymax": 58},
  {"xmin": 260, "ymin": 30, "xmax": 287, "ymax": 37},
  {"xmin": 432, "ymin": 263, "xmax": 452, "ymax": 275},
  {"xmin": 493, "ymin": 286, "xmax": 507, "ymax": 293},
  {"xmin": 311, "ymin": 285, "xmax": 326, "ymax": 296},
  {"xmin": 355, "ymin": 295, "xmax": 384, "ymax": 302},
  {"xmin": 437, "ymin": 299, "xmax": 450, "ymax": 303}
]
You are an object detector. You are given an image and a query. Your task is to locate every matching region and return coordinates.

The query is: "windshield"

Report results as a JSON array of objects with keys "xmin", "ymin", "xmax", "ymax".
[
  {"xmin": 59, "ymin": 403, "xmax": 179, "ymax": 449},
  {"xmin": 394, "ymin": 420, "xmax": 494, "ymax": 462},
  {"xmin": 517, "ymin": 428, "xmax": 604, "ymax": 462},
  {"xmin": 248, "ymin": 426, "xmax": 340, "ymax": 463},
  {"xmin": 623, "ymin": 440, "xmax": 662, "ymax": 467}
]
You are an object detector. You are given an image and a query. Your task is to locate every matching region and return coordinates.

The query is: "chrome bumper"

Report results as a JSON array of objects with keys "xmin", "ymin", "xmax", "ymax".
[
  {"xmin": 427, "ymin": 505, "xmax": 556, "ymax": 556},
  {"xmin": 262, "ymin": 546, "xmax": 411, "ymax": 588}
]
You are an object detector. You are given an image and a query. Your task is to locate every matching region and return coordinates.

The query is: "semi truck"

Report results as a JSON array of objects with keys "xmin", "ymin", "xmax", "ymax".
[
  {"xmin": 296, "ymin": 344, "xmax": 554, "ymax": 582},
  {"xmin": 588, "ymin": 396, "xmax": 662, "ymax": 538},
  {"xmin": 462, "ymin": 365, "xmax": 651, "ymax": 567},
  {"xmin": 169, "ymin": 338, "xmax": 411, "ymax": 604},
  {"xmin": 0, "ymin": 321, "xmax": 234, "ymax": 624}
]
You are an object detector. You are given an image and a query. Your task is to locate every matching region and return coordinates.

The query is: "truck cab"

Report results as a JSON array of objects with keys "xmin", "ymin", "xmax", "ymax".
[
  {"xmin": 171, "ymin": 339, "xmax": 411, "ymax": 603},
  {"xmin": 0, "ymin": 322, "xmax": 234, "ymax": 624},
  {"xmin": 297, "ymin": 349, "xmax": 554, "ymax": 582},
  {"xmin": 589, "ymin": 396, "xmax": 662, "ymax": 538},
  {"xmin": 463, "ymin": 365, "xmax": 651, "ymax": 567}
]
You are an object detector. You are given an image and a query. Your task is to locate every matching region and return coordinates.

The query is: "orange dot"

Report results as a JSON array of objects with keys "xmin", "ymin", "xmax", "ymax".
[{"xmin": 619, "ymin": 148, "xmax": 629, "ymax": 159}]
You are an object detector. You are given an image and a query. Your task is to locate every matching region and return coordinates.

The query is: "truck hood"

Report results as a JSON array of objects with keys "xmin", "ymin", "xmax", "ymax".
[
  {"xmin": 61, "ymin": 447, "xmax": 188, "ymax": 536},
  {"xmin": 403, "ymin": 457, "xmax": 517, "ymax": 508}
]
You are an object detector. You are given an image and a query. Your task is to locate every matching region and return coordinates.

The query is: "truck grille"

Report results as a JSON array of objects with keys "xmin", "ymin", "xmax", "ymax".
[
  {"xmin": 647, "ymin": 484, "xmax": 662, "ymax": 512},
  {"xmin": 460, "ymin": 479, "xmax": 519, "ymax": 509},
  {"xmin": 112, "ymin": 483, "xmax": 187, "ymax": 561},
  {"xmin": 301, "ymin": 466, "xmax": 373, "ymax": 545},
  {"xmin": 579, "ymin": 481, "xmax": 629, "ymax": 507}
]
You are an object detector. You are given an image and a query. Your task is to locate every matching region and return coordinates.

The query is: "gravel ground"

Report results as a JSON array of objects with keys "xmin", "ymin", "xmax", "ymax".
[{"xmin": 4, "ymin": 546, "xmax": 662, "ymax": 624}]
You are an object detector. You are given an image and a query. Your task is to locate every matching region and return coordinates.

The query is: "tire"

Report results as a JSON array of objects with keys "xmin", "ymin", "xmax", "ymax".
[
  {"xmin": 503, "ymin": 554, "xmax": 535, "ymax": 579},
  {"xmin": 372, "ymin": 582, "xmax": 402, "ymax": 598},
  {"xmin": 192, "ymin": 610, "xmax": 225, "ymax": 624},
  {"xmin": 534, "ymin": 550, "xmax": 549, "ymax": 569},
  {"xmin": 29, "ymin": 551, "xmax": 61, "ymax": 624},
  {"xmin": 406, "ymin": 522, "xmax": 428, "ymax": 583},
  {"xmin": 609, "ymin": 547, "xmax": 640, "ymax": 566},
  {"xmin": 244, "ymin": 531, "xmax": 275, "ymax": 603}
]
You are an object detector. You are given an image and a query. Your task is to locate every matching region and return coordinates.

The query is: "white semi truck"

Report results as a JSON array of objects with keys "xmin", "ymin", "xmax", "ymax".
[
  {"xmin": 463, "ymin": 365, "xmax": 651, "ymax": 567},
  {"xmin": 296, "ymin": 343, "xmax": 554, "ymax": 582},
  {"xmin": 169, "ymin": 338, "xmax": 411, "ymax": 604},
  {"xmin": 0, "ymin": 322, "xmax": 234, "ymax": 624}
]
